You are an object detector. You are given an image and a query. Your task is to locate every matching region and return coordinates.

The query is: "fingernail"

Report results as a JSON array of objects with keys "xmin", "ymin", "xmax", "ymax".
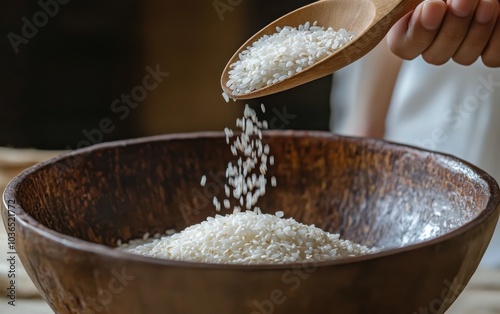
[
  {"xmin": 421, "ymin": 1, "xmax": 446, "ymax": 30},
  {"xmin": 451, "ymin": 0, "xmax": 477, "ymax": 18},
  {"xmin": 475, "ymin": 0, "xmax": 496, "ymax": 24}
]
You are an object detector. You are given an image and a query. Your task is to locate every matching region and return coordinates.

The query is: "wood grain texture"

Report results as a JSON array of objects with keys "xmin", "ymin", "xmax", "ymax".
[
  {"xmin": 221, "ymin": 0, "xmax": 424, "ymax": 100},
  {"xmin": 2, "ymin": 131, "xmax": 499, "ymax": 314}
]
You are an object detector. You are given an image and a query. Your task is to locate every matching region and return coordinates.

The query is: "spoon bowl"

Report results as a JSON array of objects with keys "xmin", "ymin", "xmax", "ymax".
[{"xmin": 221, "ymin": 0, "xmax": 423, "ymax": 100}]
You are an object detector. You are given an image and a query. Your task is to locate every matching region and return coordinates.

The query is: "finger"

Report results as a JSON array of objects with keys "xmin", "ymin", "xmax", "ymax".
[
  {"xmin": 482, "ymin": 10, "xmax": 500, "ymax": 67},
  {"xmin": 453, "ymin": 0, "xmax": 499, "ymax": 65},
  {"xmin": 387, "ymin": 0, "xmax": 447, "ymax": 60},
  {"xmin": 422, "ymin": 0, "xmax": 480, "ymax": 65}
]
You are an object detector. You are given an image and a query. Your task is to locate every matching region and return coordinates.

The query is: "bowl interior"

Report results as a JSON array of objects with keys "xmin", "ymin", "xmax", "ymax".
[{"xmin": 13, "ymin": 132, "xmax": 492, "ymax": 251}]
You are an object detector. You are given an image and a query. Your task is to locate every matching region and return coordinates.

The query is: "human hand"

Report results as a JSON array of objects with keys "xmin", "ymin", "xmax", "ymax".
[{"xmin": 387, "ymin": 0, "xmax": 500, "ymax": 67}]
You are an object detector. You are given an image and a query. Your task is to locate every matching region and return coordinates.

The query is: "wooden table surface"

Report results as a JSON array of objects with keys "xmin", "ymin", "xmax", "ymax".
[
  {"xmin": 0, "ymin": 268, "xmax": 498, "ymax": 313},
  {"xmin": 447, "ymin": 268, "xmax": 500, "ymax": 314}
]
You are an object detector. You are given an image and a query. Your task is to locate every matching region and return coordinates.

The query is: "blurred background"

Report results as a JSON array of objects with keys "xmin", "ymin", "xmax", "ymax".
[
  {"xmin": 1, "ymin": 2, "xmax": 500, "ymax": 313},
  {"xmin": 0, "ymin": 3, "xmax": 332, "ymax": 311},
  {"xmin": 0, "ymin": 0, "xmax": 332, "ymax": 150}
]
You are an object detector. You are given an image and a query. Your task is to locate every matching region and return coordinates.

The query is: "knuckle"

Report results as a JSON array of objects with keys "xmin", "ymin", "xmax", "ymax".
[
  {"xmin": 442, "ymin": 30, "xmax": 466, "ymax": 44},
  {"xmin": 408, "ymin": 32, "xmax": 434, "ymax": 50},
  {"xmin": 398, "ymin": 50, "xmax": 420, "ymax": 60},
  {"xmin": 481, "ymin": 53, "xmax": 500, "ymax": 67},
  {"xmin": 422, "ymin": 52, "xmax": 449, "ymax": 65},
  {"xmin": 482, "ymin": 43, "xmax": 500, "ymax": 67},
  {"xmin": 452, "ymin": 55, "xmax": 477, "ymax": 66},
  {"xmin": 389, "ymin": 44, "xmax": 419, "ymax": 60},
  {"xmin": 395, "ymin": 39, "xmax": 432, "ymax": 60}
]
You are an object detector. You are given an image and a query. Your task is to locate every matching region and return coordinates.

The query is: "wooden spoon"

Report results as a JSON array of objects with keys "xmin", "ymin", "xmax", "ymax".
[{"xmin": 221, "ymin": 0, "xmax": 423, "ymax": 100}]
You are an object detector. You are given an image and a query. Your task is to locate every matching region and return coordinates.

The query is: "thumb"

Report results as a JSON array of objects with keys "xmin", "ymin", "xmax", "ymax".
[{"xmin": 387, "ymin": 0, "xmax": 447, "ymax": 60}]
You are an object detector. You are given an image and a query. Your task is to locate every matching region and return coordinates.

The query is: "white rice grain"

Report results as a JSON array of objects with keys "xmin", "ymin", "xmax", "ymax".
[
  {"xmin": 226, "ymin": 22, "xmax": 355, "ymax": 95},
  {"xmin": 118, "ymin": 103, "xmax": 375, "ymax": 264},
  {"xmin": 118, "ymin": 212, "xmax": 374, "ymax": 264},
  {"xmin": 166, "ymin": 229, "xmax": 176, "ymax": 236}
]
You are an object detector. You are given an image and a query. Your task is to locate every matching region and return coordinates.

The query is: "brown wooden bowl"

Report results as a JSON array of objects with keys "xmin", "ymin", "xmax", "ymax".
[{"xmin": 2, "ymin": 131, "xmax": 499, "ymax": 314}]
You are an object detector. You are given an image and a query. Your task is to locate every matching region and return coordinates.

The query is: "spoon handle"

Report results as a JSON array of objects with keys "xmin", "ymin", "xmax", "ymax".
[{"xmin": 372, "ymin": 0, "xmax": 424, "ymax": 25}]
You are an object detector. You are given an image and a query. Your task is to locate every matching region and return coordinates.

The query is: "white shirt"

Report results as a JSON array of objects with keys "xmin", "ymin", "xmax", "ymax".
[{"xmin": 331, "ymin": 57, "xmax": 500, "ymax": 268}]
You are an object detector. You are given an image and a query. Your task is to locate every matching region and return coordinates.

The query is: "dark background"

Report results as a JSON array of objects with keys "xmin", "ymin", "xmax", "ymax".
[{"xmin": 0, "ymin": 0, "xmax": 332, "ymax": 150}]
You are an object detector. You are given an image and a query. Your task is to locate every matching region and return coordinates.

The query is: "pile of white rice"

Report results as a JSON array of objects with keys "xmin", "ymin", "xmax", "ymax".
[
  {"xmin": 117, "ymin": 105, "xmax": 374, "ymax": 264},
  {"xmin": 223, "ymin": 21, "xmax": 355, "ymax": 99},
  {"xmin": 117, "ymin": 211, "xmax": 373, "ymax": 264}
]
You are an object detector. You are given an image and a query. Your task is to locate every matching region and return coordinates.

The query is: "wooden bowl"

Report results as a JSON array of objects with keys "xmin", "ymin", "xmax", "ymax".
[{"xmin": 2, "ymin": 131, "xmax": 499, "ymax": 314}]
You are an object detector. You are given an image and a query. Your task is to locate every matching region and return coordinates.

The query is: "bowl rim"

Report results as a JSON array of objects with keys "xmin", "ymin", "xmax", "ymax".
[{"xmin": 3, "ymin": 130, "xmax": 500, "ymax": 270}]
